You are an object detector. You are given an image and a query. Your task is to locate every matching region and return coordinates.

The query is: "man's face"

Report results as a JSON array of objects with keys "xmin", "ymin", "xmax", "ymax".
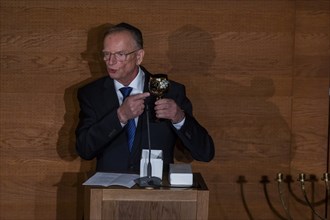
[{"xmin": 103, "ymin": 31, "xmax": 144, "ymax": 85}]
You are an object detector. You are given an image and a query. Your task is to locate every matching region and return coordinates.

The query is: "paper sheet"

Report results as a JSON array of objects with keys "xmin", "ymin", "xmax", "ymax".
[{"xmin": 83, "ymin": 172, "xmax": 139, "ymax": 188}]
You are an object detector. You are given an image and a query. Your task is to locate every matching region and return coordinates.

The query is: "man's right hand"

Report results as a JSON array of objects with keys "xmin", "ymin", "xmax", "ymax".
[{"xmin": 117, "ymin": 92, "xmax": 150, "ymax": 124}]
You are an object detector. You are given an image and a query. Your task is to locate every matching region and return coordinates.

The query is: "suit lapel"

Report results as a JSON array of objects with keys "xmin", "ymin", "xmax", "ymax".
[{"xmin": 102, "ymin": 76, "xmax": 120, "ymax": 112}]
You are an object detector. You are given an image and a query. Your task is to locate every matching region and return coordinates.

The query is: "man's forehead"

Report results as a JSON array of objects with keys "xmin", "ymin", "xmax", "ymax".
[{"xmin": 104, "ymin": 31, "xmax": 135, "ymax": 49}]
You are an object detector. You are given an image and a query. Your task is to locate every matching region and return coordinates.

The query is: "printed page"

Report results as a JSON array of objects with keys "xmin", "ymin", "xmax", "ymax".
[{"xmin": 83, "ymin": 172, "xmax": 139, "ymax": 188}]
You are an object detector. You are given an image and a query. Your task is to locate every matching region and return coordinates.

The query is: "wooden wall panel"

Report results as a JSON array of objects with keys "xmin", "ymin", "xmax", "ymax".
[{"xmin": 1, "ymin": 1, "xmax": 329, "ymax": 220}]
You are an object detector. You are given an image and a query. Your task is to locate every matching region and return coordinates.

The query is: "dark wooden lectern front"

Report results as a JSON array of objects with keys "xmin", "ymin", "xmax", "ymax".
[{"xmin": 84, "ymin": 173, "xmax": 209, "ymax": 220}]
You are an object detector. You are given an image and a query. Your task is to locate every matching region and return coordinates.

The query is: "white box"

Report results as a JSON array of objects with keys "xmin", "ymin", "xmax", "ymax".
[
  {"xmin": 140, "ymin": 149, "xmax": 163, "ymax": 180},
  {"xmin": 169, "ymin": 163, "xmax": 193, "ymax": 186}
]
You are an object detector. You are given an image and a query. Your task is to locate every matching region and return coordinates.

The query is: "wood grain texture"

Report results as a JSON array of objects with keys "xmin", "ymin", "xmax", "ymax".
[
  {"xmin": 1, "ymin": 0, "xmax": 329, "ymax": 219},
  {"xmin": 85, "ymin": 185, "xmax": 208, "ymax": 220}
]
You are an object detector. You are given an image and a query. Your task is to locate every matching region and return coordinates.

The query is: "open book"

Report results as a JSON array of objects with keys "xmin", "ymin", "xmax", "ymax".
[{"xmin": 83, "ymin": 172, "xmax": 139, "ymax": 188}]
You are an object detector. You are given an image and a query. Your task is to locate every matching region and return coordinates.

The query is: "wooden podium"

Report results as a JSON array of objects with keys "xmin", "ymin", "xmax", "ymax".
[{"xmin": 84, "ymin": 173, "xmax": 209, "ymax": 220}]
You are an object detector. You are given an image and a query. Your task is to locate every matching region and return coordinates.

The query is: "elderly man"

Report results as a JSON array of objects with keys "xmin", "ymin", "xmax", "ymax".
[{"xmin": 76, "ymin": 22, "xmax": 214, "ymax": 173}]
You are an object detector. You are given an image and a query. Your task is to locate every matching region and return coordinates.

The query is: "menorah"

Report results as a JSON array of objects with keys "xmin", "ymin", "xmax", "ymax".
[
  {"xmin": 237, "ymin": 173, "xmax": 329, "ymax": 220},
  {"xmin": 276, "ymin": 172, "xmax": 329, "ymax": 220}
]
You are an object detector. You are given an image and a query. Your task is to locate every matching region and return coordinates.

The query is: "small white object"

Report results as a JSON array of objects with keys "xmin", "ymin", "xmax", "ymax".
[
  {"xmin": 140, "ymin": 149, "xmax": 163, "ymax": 179},
  {"xmin": 169, "ymin": 163, "xmax": 193, "ymax": 186}
]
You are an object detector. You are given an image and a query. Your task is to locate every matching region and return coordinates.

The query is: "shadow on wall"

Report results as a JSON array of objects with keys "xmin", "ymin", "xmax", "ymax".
[
  {"xmin": 167, "ymin": 24, "xmax": 293, "ymax": 219},
  {"xmin": 167, "ymin": 24, "xmax": 292, "ymax": 167},
  {"xmin": 54, "ymin": 23, "xmax": 113, "ymax": 220},
  {"xmin": 167, "ymin": 24, "xmax": 216, "ymax": 75}
]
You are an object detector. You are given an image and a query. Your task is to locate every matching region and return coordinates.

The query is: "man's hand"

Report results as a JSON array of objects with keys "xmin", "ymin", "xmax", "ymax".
[
  {"xmin": 154, "ymin": 98, "xmax": 185, "ymax": 123},
  {"xmin": 117, "ymin": 92, "xmax": 150, "ymax": 124}
]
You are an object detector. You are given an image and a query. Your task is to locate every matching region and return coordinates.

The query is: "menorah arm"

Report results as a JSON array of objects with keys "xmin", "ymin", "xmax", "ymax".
[{"xmin": 299, "ymin": 175, "xmax": 327, "ymax": 220}]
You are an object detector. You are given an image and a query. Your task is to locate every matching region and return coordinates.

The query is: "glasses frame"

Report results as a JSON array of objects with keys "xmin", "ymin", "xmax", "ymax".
[{"xmin": 102, "ymin": 49, "xmax": 140, "ymax": 62}]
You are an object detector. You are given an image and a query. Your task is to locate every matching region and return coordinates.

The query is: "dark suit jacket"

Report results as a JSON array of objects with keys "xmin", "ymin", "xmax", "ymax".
[{"xmin": 75, "ymin": 67, "xmax": 214, "ymax": 173}]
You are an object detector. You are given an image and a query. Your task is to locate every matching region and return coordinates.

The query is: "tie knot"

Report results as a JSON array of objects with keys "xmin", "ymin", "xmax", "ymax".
[{"xmin": 120, "ymin": 87, "xmax": 133, "ymax": 99}]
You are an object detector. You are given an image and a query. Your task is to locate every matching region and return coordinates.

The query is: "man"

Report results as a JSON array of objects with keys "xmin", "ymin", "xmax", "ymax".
[{"xmin": 76, "ymin": 22, "xmax": 215, "ymax": 173}]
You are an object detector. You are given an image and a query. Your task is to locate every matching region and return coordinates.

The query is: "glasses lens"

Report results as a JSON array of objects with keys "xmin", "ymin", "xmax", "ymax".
[
  {"xmin": 103, "ymin": 52, "xmax": 110, "ymax": 60},
  {"xmin": 115, "ymin": 53, "xmax": 126, "ymax": 61}
]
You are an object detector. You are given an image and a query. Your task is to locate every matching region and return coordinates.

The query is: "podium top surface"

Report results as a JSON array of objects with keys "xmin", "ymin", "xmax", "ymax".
[{"xmin": 85, "ymin": 173, "xmax": 208, "ymax": 191}]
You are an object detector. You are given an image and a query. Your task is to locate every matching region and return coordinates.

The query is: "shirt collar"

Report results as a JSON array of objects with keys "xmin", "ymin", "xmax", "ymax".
[{"xmin": 114, "ymin": 66, "xmax": 145, "ymax": 94}]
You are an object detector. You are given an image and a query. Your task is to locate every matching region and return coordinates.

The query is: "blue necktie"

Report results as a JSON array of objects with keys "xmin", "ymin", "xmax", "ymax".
[{"xmin": 120, "ymin": 87, "xmax": 136, "ymax": 152}]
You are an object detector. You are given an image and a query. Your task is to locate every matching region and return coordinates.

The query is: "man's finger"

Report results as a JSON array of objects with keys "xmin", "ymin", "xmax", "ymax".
[{"xmin": 130, "ymin": 92, "xmax": 150, "ymax": 100}]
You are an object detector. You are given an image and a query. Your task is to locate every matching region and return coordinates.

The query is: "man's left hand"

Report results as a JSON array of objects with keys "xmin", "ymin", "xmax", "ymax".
[{"xmin": 154, "ymin": 98, "xmax": 185, "ymax": 123}]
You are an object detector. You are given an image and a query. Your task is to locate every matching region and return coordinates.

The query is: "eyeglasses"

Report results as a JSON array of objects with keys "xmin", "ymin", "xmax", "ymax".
[{"xmin": 102, "ymin": 49, "xmax": 140, "ymax": 62}]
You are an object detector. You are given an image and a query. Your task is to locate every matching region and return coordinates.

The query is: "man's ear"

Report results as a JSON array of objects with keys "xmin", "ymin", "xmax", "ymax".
[{"xmin": 136, "ymin": 49, "xmax": 145, "ymax": 65}]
